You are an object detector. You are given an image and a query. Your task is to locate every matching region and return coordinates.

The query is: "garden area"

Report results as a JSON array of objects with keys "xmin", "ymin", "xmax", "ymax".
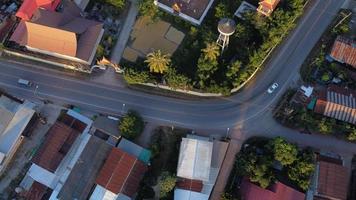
[
  {"xmin": 123, "ymin": 0, "xmax": 307, "ymax": 95},
  {"xmin": 274, "ymin": 89, "xmax": 356, "ymax": 142},
  {"xmin": 224, "ymin": 137, "xmax": 315, "ymax": 199},
  {"xmin": 300, "ymin": 9, "xmax": 355, "ymax": 89},
  {"xmin": 135, "ymin": 127, "xmax": 187, "ymax": 200}
]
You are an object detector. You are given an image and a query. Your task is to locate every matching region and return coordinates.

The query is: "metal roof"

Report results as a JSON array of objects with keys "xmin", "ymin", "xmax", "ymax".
[
  {"xmin": 330, "ymin": 36, "xmax": 356, "ymax": 68},
  {"xmin": 16, "ymin": 0, "xmax": 60, "ymax": 21},
  {"xmin": 174, "ymin": 189, "xmax": 210, "ymax": 200},
  {"xmin": 218, "ymin": 18, "xmax": 236, "ymax": 35},
  {"xmin": 177, "ymin": 138, "xmax": 213, "ymax": 181}
]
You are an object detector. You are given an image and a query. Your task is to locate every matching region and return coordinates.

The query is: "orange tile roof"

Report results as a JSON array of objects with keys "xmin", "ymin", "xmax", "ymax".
[
  {"xmin": 316, "ymin": 161, "xmax": 349, "ymax": 200},
  {"xmin": 176, "ymin": 178, "xmax": 203, "ymax": 192},
  {"xmin": 11, "ymin": 21, "xmax": 77, "ymax": 57},
  {"xmin": 257, "ymin": 0, "xmax": 280, "ymax": 16},
  {"xmin": 330, "ymin": 36, "xmax": 356, "ymax": 68}
]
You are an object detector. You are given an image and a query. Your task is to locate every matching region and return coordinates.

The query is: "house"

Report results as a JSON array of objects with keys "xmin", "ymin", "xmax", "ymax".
[
  {"xmin": 256, "ymin": 0, "xmax": 280, "ymax": 16},
  {"xmin": 313, "ymin": 156, "xmax": 350, "ymax": 200},
  {"xmin": 89, "ymin": 147, "xmax": 148, "ymax": 200},
  {"xmin": 330, "ymin": 36, "xmax": 356, "ymax": 68},
  {"xmin": 153, "ymin": 0, "xmax": 215, "ymax": 25},
  {"xmin": 174, "ymin": 135, "xmax": 228, "ymax": 200},
  {"xmin": 16, "ymin": 0, "xmax": 61, "ymax": 21},
  {"xmin": 314, "ymin": 85, "xmax": 356, "ymax": 125},
  {"xmin": 10, "ymin": 1, "xmax": 104, "ymax": 65},
  {"xmin": 20, "ymin": 110, "xmax": 93, "ymax": 199},
  {"xmin": 240, "ymin": 178, "xmax": 305, "ymax": 200},
  {"xmin": 0, "ymin": 95, "xmax": 35, "ymax": 174}
]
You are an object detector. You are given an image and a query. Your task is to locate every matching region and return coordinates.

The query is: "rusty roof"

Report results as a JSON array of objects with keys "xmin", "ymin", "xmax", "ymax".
[
  {"xmin": 95, "ymin": 148, "xmax": 147, "ymax": 197},
  {"xmin": 316, "ymin": 161, "xmax": 349, "ymax": 200},
  {"xmin": 31, "ymin": 121, "xmax": 80, "ymax": 172},
  {"xmin": 25, "ymin": 181, "xmax": 50, "ymax": 200},
  {"xmin": 314, "ymin": 86, "xmax": 356, "ymax": 124},
  {"xmin": 258, "ymin": 0, "xmax": 280, "ymax": 11},
  {"xmin": 241, "ymin": 178, "xmax": 305, "ymax": 200},
  {"xmin": 176, "ymin": 178, "xmax": 203, "ymax": 192},
  {"xmin": 330, "ymin": 36, "xmax": 356, "ymax": 68}
]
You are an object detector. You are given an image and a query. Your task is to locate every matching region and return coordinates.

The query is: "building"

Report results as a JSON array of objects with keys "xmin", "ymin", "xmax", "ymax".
[
  {"xmin": 174, "ymin": 135, "xmax": 228, "ymax": 200},
  {"xmin": 314, "ymin": 85, "xmax": 356, "ymax": 125},
  {"xmin": 330, "ymin": 36, "xmax": 356, "ymax": 68},
  {"xmin": 0, "ymin": 95, "xmax": 35, "ymax": 174},
  {"xmin": 240, "ymin": 178, "xmax": 305, "ymax": 200},
  {"xmin": 154, "ymin": 0, "xmax": 215, "ymax": 25},
  {"xmin": 16, "ymin": 0, "xmax": 61, "ymax": 20},
  {"xmin": 256, "ymin": 0, "xmax": 280, "ymax": 17},
  {"xmin": 11, "ymin": 1, "xmax": 104, "ymax": 65},
  {"xmin": 313, "ymin": 156, "xmax": 350, "ymax": 200},
  {"xmin": 89, "ymin": 147, "xmax": 148, "ymax": 200},
  {"xmin": 20, "ymin": 110, "xmax": 93, "ymax": 199}
]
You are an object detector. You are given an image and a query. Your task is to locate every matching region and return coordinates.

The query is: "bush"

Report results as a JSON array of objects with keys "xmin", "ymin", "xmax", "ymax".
[
  {"xmin": 124, "ymin": 68, "xmax": 150, "ymax": 84},
  {"xmin": 119, "ymin": 110, "xmax": 144, "ymax": 140},
  {"xmin": 105, "ymin": 0, "xmax": 126, "ymax": 9},
  {"xmin": 159, "ymin": 172, "xmax": 176, "ymax": 198}
]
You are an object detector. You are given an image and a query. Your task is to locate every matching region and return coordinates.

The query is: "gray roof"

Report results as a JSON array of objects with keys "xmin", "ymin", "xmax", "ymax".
[
  {"xmin": 93, "ymin": 116, "xmax": 120, "ymax": 138},
  {"xmin": 57, "ymin": 136, "xmax": 112, "ymax": 200}
]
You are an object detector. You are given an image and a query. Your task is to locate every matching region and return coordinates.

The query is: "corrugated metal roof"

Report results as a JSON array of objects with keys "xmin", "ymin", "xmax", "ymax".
[
  {"xmin": 31, "ymin": 122, "xmax": 80, "ymax": 172},
  {"xmin": 314, "ymin": 86, "xmax": 356, "ymax": 124},
  {"xmin": 25, "ymin": 181, "xmax": 50, "ymax": 200},
  {"xmin": 95, "ymin": 148, "xmax": 147, "ymax": 197},
  {"xmin": 316, "ymin": 161, "xmax": 349, "ymax": 200},
  {"xmin": 176, "ymin": 178, "xmax": 203, "ymax": 192},
  {"xmin": 174, "ymin": 189, "xmax": 210, "ymax": 200},
  {"xmin": 177, "ymin": 138, "xmax": 213, "ymax": 182},
  {"xmin": 330, "ymin": 36, "xmax": 356, "ymax": 68}
]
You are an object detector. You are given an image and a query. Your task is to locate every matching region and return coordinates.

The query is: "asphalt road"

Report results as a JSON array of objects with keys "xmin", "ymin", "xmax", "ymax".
[{"xmin": 1, "ymin": 0, "xmax": 355, "ymax": 154}]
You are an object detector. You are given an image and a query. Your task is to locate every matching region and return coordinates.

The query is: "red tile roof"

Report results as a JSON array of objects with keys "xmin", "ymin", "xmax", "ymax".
[
  {"xmin": 95, "ymin": 148, "xmax": 147, "ymax": 197},
  {"xmin": 25, "ymin": 181, "xmax": 49, "ymax": 200},
  {"xmin": 176, "ymin": 178, "xmax": 203, "ymax": 192},
  {"xmin": 257, "ymin": 0, "xmax": 280, "ymax": 16},
  {"xmin": 316, "ymin": 161, "xmax": 349, "ymax": 200},
  {"xmin": 330, "ymin": 36, "xmax": 356, "ymax": 68},
  {"xmin": 16, "ymin": 0, "xmax": 61, "ymax": 21},
  {"xmin": 32, "ymin": 122, "xmax": 80, "ymax": 172},
  {"xmin": 241, "ymin": 178, "xmax": 305, "ymax": 200}
]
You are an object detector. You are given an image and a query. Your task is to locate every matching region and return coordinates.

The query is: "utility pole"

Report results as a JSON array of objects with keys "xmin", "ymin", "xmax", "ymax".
[
  {"xmin": 34, "ymin": 85, "xmax": 39, "ymax": 96},
  {"xmin": 225, "ymin": 127, "xmax": 230, "ymax": 139},
  {"xmin": 121, "ymin": 103, "xmax": 126, "ymax": 114}
]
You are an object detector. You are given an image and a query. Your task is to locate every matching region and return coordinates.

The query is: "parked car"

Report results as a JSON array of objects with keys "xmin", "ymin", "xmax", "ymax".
[
  {"xmin": 267, "ymin": 83, "xmax": 279, "ymax": 94},
  {"xmin": 17, "ymin": 78, "xmax": 32, "ymax": 87}
]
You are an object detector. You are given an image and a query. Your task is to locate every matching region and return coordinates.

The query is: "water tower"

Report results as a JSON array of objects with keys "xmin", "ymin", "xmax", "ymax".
[{"xmin": 216, "ymin": 18, "xmax": 236, "ymax": 51}]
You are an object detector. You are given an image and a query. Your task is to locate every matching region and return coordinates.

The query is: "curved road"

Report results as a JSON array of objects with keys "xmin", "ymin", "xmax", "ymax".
[{"xmin": 1, "ymin": 0, "xmax": 355, "ymax": 154}]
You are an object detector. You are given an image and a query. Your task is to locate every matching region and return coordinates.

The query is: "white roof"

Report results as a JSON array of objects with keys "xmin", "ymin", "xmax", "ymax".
[
  {"xmin": 174, "ymin": 189, "xmax": 209, "ymax": 200},
  {"xmin": 177, "ymin": 138, "xmax": 213, "ymax": 181},
  {"xmin": 90, "ymin": 185, "xmax": 118, "ymax": 200},
  {"xmin": 28, "ymin": 163, "xmax": 57, "ymax": 189},
  {"xmin": 301, "ymin": 85, "xmax": 314, "ymax": 97},
  {"xmin": 0, "ymin": 98, "xmax": 35, "ymax": 155}
]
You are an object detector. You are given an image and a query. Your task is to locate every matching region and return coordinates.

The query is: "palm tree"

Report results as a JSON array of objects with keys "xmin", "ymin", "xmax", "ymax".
[
  {"xmin": 145, "ymin": 50, "xmax": 171, "ymax": 74},
  {"xmin": 201, "ymin": 42, "xmax": 220, "ymax": 62}
]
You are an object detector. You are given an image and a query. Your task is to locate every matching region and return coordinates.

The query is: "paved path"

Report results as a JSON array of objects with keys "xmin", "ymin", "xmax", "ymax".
[{"xmin": 110, "ymin": 0, "xmax": 138, "ymax": 64}]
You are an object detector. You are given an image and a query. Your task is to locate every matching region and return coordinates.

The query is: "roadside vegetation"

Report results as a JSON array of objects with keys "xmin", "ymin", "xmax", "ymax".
[
  {"xmin": 136, "ymin": 127, "xmax": 187, "ymax": 200},
  {"xmin": 225, "ymin": 137, "xmax": 315, "ymax": 199},
  {"xmin": 274, "ymin": 89, "xmax": 356, "ymax": 142},
  {"xmin": 118, "ymin": 110, "xmax": 144, "ymax": 140},
  {"xmin": 123, "ymin": 0, "xmax": 307, "ymax": 95},
  {"xmin": 300, "ymin": 9, "xmax": 355, "ymax": 88}
]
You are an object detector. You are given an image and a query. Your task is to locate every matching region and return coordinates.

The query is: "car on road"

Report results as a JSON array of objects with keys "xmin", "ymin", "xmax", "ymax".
[
  {"xmin": 267, "ymin": 83, "xmax": 279, "ymax": 94},
  {"xmin": 18, "ymin": 79, "xmax": 33, "ymax": 87}
]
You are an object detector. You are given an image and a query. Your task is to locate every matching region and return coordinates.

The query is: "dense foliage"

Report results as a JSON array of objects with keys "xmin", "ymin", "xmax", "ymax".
[
  {"xmin": 118, "ymin": 110, "xmax": 144, "ymax": 140},
  {"xmin": 129, "ymin": 0, "xmax": 306, "ymax": 94},
  {"xmin": 159, "ymin": 172, "xmax": 177, "ymax": 198},
  {"xmin": 235, "ymin": 137, "xmax": 315, "ymax": 191}
]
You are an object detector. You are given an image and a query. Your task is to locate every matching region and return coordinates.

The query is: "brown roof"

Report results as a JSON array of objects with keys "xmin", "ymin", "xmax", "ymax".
[
  {"xmin": 25, "ymin": 181, "xmax": 50, "ymax": 200},
  {"xmin": 32, "ymin": 122, "xmax": 80, "ymax": 172},
  {"xmin": 314, "ymin": 86, "xmax": 356, "ymax": 124},
  {"xmin": 316, "ymin": 161, "xmax": 349, "ymax": 200},
  {"xmin": 95, "ymin": 148, "xmax": 147, "ymax": 197},
  {"xmin": 176, "ymin": 178, "xmax": 203, "ymax": 192},
  {"xmin": 330, "ymin": 36, "xmax": 356, "ymax": 68},
  {"xmin": 10, "ymin": 2, "xmax": 103, "ymax": 63}
]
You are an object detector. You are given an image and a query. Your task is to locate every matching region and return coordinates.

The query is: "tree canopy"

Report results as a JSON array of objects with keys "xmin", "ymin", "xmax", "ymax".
[
  {"xmin": 119, "ymin": 110, "xmax": 144, "ymax": 140},
  {"xmin": 269, "ymin": 137, "xmax": 298, "ymax": 166},
  {"xmin": 145, "ymin": 50, "xmax": 171, "ymax": 74}
]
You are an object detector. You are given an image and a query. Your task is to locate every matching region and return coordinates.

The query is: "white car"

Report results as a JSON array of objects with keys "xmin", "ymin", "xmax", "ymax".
[{"xmin": 267, "ymin": 83, "xmax": 279, "ymax": 94}]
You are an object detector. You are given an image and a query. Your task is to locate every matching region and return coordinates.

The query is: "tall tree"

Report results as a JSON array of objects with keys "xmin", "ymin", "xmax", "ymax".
[
  {"xmin": 270, "ymin": 137, "xmax": 298, "ymax": 166},
  {"xmin": 119, "ymin": 110, "xmax": 144, "ymax": 140},
  {"xmin": 201, "ymin": 42, "xmax": 220, "ymax": 62},
  {"xmin": 145, "ymin": 50, "xmax": 171, "ymax": 74}
]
